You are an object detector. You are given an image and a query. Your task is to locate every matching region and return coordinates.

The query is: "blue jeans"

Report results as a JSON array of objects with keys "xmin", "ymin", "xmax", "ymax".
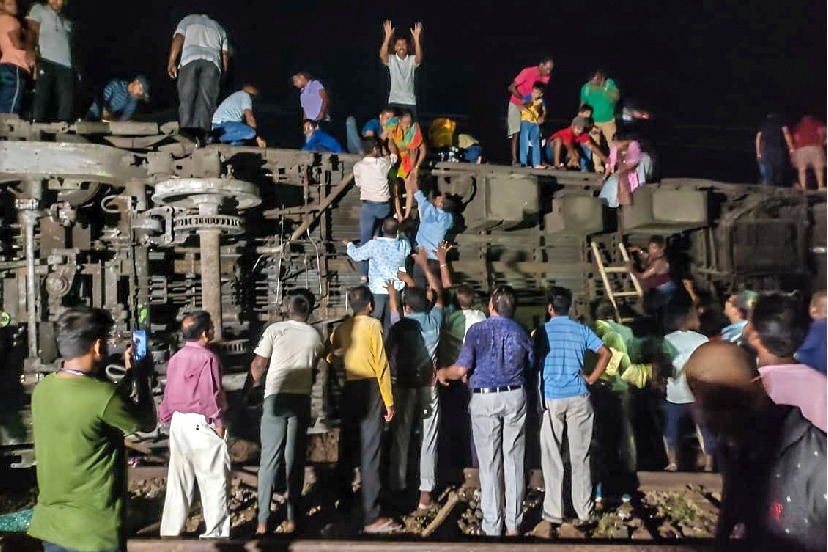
[
  {"xmin": 545, "ymin": 142, "xmax": 593, "ymax": 170},
  {"xmin": 758, "ymin": 158, "xmax": 784, "ymax": 186},
  {"xmin": 212, "ymin": 121, "xmax": 257, "ymax": 145},
  {"xmin": 519, "ymin": 121, "xmax": 540, "ymax": 167},
  {"xmin": 662, "ymin": 400, "xmax": 715, "ymax": 456},
  {"xmin": 359, "ymin": 201, "xmax": 391, "ymax": 277},
  {"xmin": 43, "ymin": 542, "xmax": 120, "ymax": 552},
  {"xmin": 0, "ymin": 63, "xmax": 29, "ymax": 115}
]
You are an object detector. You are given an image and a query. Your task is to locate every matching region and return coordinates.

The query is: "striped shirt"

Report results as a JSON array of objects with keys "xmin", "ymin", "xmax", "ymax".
[
  {"xmin": 535, "ymin": 315, "xmax": 604, "ymax": 400},
  {"xmin": 87, "ymin": 80, "xmax": 136, "ymax": 121}
]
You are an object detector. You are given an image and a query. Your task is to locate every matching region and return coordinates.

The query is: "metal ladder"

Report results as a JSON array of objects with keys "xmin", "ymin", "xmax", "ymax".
[{"xmin": 591, "ymin": 242, "xmax": 644, "ymax": 323}]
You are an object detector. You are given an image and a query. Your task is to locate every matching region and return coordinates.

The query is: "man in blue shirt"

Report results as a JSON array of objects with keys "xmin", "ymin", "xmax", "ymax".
[
  {"xmin": 87, "ymin": 76, "xmax": 149, "ymax": 121},
  {"xmin": 211, "ymin": 85, "xmax": 266, "ymax": 147},
  {"xmin": 302, "ymin": 119, "xmax": 344, "ymax": 153},
  {"xmin": 437, "ymin": 286, "xmax": 533, "ymax": 537},
  {"xmin": 798, "ymin": 291, "xmax": 826, "ymax": 374},
  {"xmin": 722, "ymin": 290, "xmax": 757, "ymax": 344},
  {"xmin": 409, "ymin": 180, "xmax": 455, "ymax": 288},
  {"xmin": 534, "ymin": 286, "xmax": 611, "ymax": 526}
]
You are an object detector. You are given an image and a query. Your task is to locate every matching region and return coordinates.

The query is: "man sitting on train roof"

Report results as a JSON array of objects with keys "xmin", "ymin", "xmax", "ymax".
[
  {"xmin": 86, "ymin": 75, "xmax": 150, "ymax": 122},
  {"xmin": 302, "ymin": 119, "xmax": 345, "ymax": 153},
  {"xmin": 210, "ymin": 84, "xmax": 266, "ymax": 148},
  {"xmin": 547, "ymin": 116, "xmax": 607, "ymax": 171}
]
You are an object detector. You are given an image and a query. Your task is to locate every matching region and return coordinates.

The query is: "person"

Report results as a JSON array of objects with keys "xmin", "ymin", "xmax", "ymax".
[
  {"xmin": 386, "ymin": 249, "xmax": 444, "ymax": 510},
  {"xmin": 579, "ymin": 70, "xmax": 619, "ymax": 157},
  {"xmin": 249, "ymin": 292, "xmax": 323, "ymax": 535},
  {"xmin": 548, "ymin": 116, "xmax": 607, "ymax": 171},
  {"xmin": 599, "ymin": 132, "xmax": 654, "ymax": 208},
  {"xmin": 627, "ymin": 235, "xmax": 674, "ymax": 311},
  {"xmin": 87, "ymin": 75, "xmax": 150, "ymax": 122},
  {"xmin": 798, "ymin": 290, "xmax": 826, "ymax": 374},
  {"xmin": 211, "ymin": 84, "xmax": 267, "ymax": 147},
  {"xmin": 407, "ymin": 178, "xmax": 454, "ymax": 288},
  {"xmin": 0, "ymin": 0, "xmax": 34, "ymax": 114},
  {"xmin": 379, "ymin": 20, "xmax": 422, "ymax": 116},
  {"xmin": 745, "ymin": 292, "xmax": 827, "ymax": 433},
  {"xmin": 534, "ymin": 287, "xmax": 612, "ymax": 525},
  {"xmin": 755, "ymin": 113, "xmax": 794, "ymax": 187},
  {"xmin": 292, "ymin": 72, "xmax": 330, "ymax": 123},
  {"xmin": 518, "ymin": 82, "xmax": 546, "ymax": 168},
  {"xmin": 387, "ymin": 110, "xmax": 426, "ymax": 220},
  {"xmin": 158, "ymin": 311, "xmax": 231, "ymax": 539},
  {"xmin": 329, "ymin": 286, "xmax": 399, "ymax": 533},
  {"xmin": 661, "ymin": 300, "xmax": 716, "ymax": 472},
  {"xmin": 301, "ymin": 119, "xmax": 344, "ymax": 153},
  {"xmin": 168, "ymin": 13, "xmax": 228, "ymax": 140},
  {"xmin": 436, "ymin": 286, "xmax": 533, "ymax": 537},
  {"xmin": 26, "ymin": 0, "xmax": 74, "ymax": 122},
  {"xmin": 28, "ymin": 307, "xmax": 156, "ymax": 552},
  {"xmin": 345, "ymin": 216, "xmax": 410, "ymax": 330},
  {"xmin": 507, "ymin": 57, "xmax": 553, "ymax": 165},
  {"xmin": 685, "ymin": 341, "xmax": 826, "ymax": 551},
  {"xmin": 346, "ymin": 107, "xmax": 396, "ymax": 154},
  {"xmin": 791, "ymin": 115, "xmax": 826, "ymax": 190},
  {"xmin": 721, "ymin": 290, "xmax": 757, "ymax": 343}
]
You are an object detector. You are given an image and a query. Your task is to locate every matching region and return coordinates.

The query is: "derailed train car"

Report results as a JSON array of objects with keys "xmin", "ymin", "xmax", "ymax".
[{"xmin": 0, "ymin": 117, "xmax": 824, "ymax": 463}]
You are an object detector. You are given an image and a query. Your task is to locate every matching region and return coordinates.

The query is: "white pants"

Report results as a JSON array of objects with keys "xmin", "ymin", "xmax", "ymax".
[{"xmin": 160, "ymin": 412, "xmax": 231, "ymax": 538}]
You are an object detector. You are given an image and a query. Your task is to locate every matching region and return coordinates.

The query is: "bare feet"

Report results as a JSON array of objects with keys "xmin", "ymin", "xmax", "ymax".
[
  {"xmin": 665, "ymin": 463, "xmax": 678, "ymax": 472},
  {"xmin": 505, "ymin": 529, "xmax": 520, "ymax": 537},
  {"xmin": 276, "ymin": 520, "xmax": 296, "ymax": 534},
  {"xmin": 255, "ymin": 523, "xmax": 267, "ymax": 535}
]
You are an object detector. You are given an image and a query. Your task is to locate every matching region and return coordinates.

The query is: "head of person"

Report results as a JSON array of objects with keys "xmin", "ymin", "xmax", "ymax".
[
  {"xmin": 746, "ymin": 292, "xmax": 810, "ymax": 364},
  {"xmin": 546, "ymin": 286, "xmax": 572, "ymax": 318},
  {"xmin": 578, "ymin": 104, "xmax": 594, "ymax": 119},
  {"xmin": 538, "ymin": 56, "xmax": 554, "ymax": 76},
  {"xmin": 47, "ymin": 0, "xmax": 63, "ymax": 14},
  {"xmin": 303, "ymin": 119, "xmax": 318, "ymax": 137},
  {"xmin": 0, "ymin": 0, "xmax": 18, "ymax": 16},
  {"xmin": 378, "ymin": 107, "xmax": 396, "ymax": 127},
  {"xmin": 432, "ymin": 193, "xmax": 456, "ymax": 213},
  {"xmin": 291, "ymin": 72, "xmax": 311, "ymax": 90},
  {"xmin": 380, "ymin": 216, "xmax": 399, "ymax": 238},
  {"xmin": 594, "ymin": 300, "xmax": 616, "ymax": 322},
  {"xmin": 531, "ymin": 81, "xmax": 546, "ymax": 100},
  {"xmin": 665, "ymin": 298, "xmax": 700, "ymax": 333},
  {"xmin": 809, "ymin": 290, "xmax": 827, "ymax": 320},
  {"xmin": 399, "ymin": 109, "xmax": 414, "ymax": 131},
  {"xmin": 455, "ymin": 285, "xmax": 476, "ymax": 311},
  {"xmin": 699, "ymin": 308, "xmax": 728, "ymax": 338},
  {"xmin": 242, "ymin": 83, "xmax": 259, "ymax": 98},
  {"xmin": 571, "ymin": 116, "xmax": 589, "ymax": 136},
  {"xmin": 55, "ymin": 307, "xmax": 114, "ymax": 372},
  {"xmin": 489, "ymin": 285, "xmax": 517, "ymax": 319},
  {"xmin": 724, "ymin": 290, "xmax": 758, "ymax": 324},
  {"xmin": 647, "ymin": 235, "xmax": 665, "ymax": 258},
  {"xmin": 181, "ymin": 310, "xmax": 214, "ymax": 344},
  {"xmin": 348, "ymin": 285, "xmax": 374, "ymax": 316},
  {"xmin": 589, "ymin": 69, "xmax": 607, "ymax": 87},
  {"xmin": 394, "ymin": 36, "xmax": 409, "ymax": 58},
  {"xmin": 286, "ymin": 292, "xmax": 312, "ymax": 322},
  {"xmin": 361, "ymin": 136, "xmax": 380, "ymax": 156},
  {"xmin": 402, "ymin": 287, "xmax": 429, "ymax": 314},
  {"xmin": 128, "ymin": 75, "xmax": 150, "ymax": 101}
]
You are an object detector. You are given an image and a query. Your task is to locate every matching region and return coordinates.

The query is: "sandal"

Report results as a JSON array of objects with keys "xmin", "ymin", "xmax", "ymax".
[
  {"xmin": 665, "ymin": 463, "xmax": 678, "ymax": 472},
  {"xmin": 364, "ymin": 518, "xmax": 402, "ymax": 534}
]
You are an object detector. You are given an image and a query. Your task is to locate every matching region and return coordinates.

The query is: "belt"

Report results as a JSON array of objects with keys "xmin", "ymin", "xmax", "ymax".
[
  {"xmin": 361, "ymin": 199, "xmax": 389, "ymax": 205},
  {"xmin": 472, "ymin": 384, "xmax": 522, "ymax": 394}
]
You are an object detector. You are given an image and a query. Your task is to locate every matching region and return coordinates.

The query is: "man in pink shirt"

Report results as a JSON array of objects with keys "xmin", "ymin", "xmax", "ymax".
[
  {"xmin": 159, "ymin": 311, "xmax": 231, "ymax": 538},
  {"xmin": 507, "ymin": 57, "xmax": 553, "ymax": 165},
  {"xmin": 0, "ymin": 0, "xmax": 35, "ymax": 114},
  {"xmin": 745, "ymin": 293, "xmax": 827, "ymax": 433}
]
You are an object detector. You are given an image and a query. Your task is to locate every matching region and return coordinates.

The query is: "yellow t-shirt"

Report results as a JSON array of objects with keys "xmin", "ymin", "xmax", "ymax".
[
  {"xmin": 520, "ymin": 96, "xmax": 545, "ymax": 124},
  {"xmin": 330, "ymin": 315, "xmax": 394, "ymax": 407}
]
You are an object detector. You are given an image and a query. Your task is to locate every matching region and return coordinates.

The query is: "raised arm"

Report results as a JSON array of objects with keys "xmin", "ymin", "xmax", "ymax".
[
  {"xmin": 379, "ymin": 20, "xmax": 393, "ymax": 65},
  {"xmin": 167, "ymin": 33, "xmax": 184, "ymax": 79},
  {"xmin": 411, "ymin": 22, "xmax": 423, "ymax": 65}
]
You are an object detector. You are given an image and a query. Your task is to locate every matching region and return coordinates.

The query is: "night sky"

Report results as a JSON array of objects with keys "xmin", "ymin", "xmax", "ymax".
[{"xmin": 35, "ymin": 0, "xmax": 828, "ymax": 178}]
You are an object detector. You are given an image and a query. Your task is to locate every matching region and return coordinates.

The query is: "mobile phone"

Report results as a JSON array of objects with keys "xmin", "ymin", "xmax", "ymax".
[{"xmin": 132, "ymin": 330, "xmax": 147, "ymax": 363}]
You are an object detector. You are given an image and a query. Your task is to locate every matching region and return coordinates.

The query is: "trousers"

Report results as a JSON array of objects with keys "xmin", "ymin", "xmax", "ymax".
[
  {"xmin": 32, "ymin": 59, "xmax": 73, "ymax": 122},
  {"xmin": 160, "ymin": 412, "xmax": 231, "ymax": 538},
  {"xmin": 0, "ymin": 63, "xmax": 30, "ymax": 114},
  {"xmin": 178, "ymin": 59, "xmax": 221, "ymax": 131},
  {"xmin": 257, "ymin": 394, "xmax": 310, "ymax": 525},
  {"xmin": 469, "ymin": 387, "xmax": 526, "ymax": 536},
  {"xmin": 519, "ymin": 121, "xmax": 540, "ymax": 167},
  {"xmin": 213, "ymin": 121, "xmax": 256, "ymax": 145},
  {"xmin": 359, "ymin": 201, "xmax": 391, "ymax": 277},
  {"xmin": 389, "ymin": 385, "xmax": 440, "ymax": 492}
]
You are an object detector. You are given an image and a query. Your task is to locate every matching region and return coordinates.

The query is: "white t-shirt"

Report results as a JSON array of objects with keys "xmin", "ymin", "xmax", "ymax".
[
  {"xmin": 27, "ymin": 3, "xmax": 72, "ymax": 68},
  {"xmin": 462, "ymin": 309, "xmax": 487, "ymax": 339},
  {"xmin": 354, "ymin": 154, "xmax": 396, "ymax": 202},
  {"xmin": 387, "ymin": 54, "xmax": 418, "ymax": 106},
  {"xmin": 212, "ymin": 91, "xmax": 252, "ymax": 125},
  {"xmin": 174, "ymin": 14, "xmax": 228, "ymax": 70},
  {"xmin": 664, "ymin": 330, "xmax": 708, "ymax": 404},
  {"xmin": 253, "ymin": 320, "xmax": 323, "ymax": 397}
]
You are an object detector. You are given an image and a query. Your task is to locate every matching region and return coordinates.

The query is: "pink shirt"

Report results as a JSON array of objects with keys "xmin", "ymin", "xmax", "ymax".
[
  {"xmin": 509, "ymin": 66, "xmax": 550, "ymax": 106},
  {"xmin": 758, "ymin": 364, "xmax": 827, "ymax": 433},
  {"xmin": 0, "ymin": 14, "xmax": 30, "ymax": 72},
  {"xmin": 159, "ymin": 342, "xmax": 227, "ymax": 428},
  {"xmin": 609, "ymin": 140, "xmax": 643, "ymax": 193}
]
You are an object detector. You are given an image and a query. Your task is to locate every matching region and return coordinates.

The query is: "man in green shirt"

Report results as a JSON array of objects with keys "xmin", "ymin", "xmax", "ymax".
[
  {"xmin": 28, "ymin": 307, "xmax": 157, "ymax": 552},
  {"xmin": 579, "ymin": 69, "xmax": 620, "ymax": 170}
]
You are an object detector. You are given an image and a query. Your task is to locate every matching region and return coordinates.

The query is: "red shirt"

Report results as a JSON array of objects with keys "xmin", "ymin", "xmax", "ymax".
[
  {"xmin": 159, "ymin": 342, "xmax": 227, "ymax": 428},
  {"xmin": 793, "ymin": 117, "xmax": 826, "ymax": 148},
  {"xmin": 551, "ymin": 126, "xmax": 590, "ymax": 145},
  {"xmin": 509, "ymin": 66, "xmax": 550, "ymax": 106}
]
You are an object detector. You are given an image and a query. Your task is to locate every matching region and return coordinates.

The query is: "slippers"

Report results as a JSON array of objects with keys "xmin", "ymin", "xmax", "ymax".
[
  {"xmin": 364, "ymin": 518, "xmax": 401, "ymax": 534},
  {"xmin": 665, "ymin": 463, "xmax": 678, "ymax": 472},
  {"xmin": 417, "ymin": 502, "xmax": 435, "ymax": 511}
]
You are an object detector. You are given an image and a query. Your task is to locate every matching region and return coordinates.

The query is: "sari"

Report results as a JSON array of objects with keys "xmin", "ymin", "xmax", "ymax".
[{"xmin": 387, "ymin": 121, "xmax": 423, "ymax": 178}]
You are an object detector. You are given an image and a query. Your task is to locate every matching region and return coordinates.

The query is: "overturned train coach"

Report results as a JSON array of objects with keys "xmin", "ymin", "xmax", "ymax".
[{"xmin": 0, "ymin": 117, "xmax": 824, "ymax": 463}]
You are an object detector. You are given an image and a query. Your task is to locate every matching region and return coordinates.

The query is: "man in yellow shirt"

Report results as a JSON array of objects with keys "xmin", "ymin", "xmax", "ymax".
[{"xmin": 330, "ymin": 286, "xmax": 398, "ymax": 533}]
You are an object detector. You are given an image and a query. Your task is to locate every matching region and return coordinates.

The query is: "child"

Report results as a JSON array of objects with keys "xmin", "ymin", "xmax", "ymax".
[{"xmin": 519, "ymin": 82, "xmax": 546, "ymax": 168}]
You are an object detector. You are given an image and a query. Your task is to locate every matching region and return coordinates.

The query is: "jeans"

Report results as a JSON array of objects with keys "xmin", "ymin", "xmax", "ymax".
[
  {"xmin": 178, "ymin": 59, "xmax": 221, "ymax": 131},
  {"xmin": 0, "ymin": 64, "xmax": 30, "ymax": 114},
  {"xmin": 258, "ymin": 394, "xmax": 310, "ymax": 525},
  {"xmin": 359, "ymin": 201, "xmax": 391, "ymax": 277},
  {"xmin": 412, "ymin": 258, "xmax": 441, "ymax": 289},
  {"xmin": 519, "ymin": 121, "xmax": 540, "ymax": 167},
  {"xmin": 32, "ymin": 59, "xmax": 74, "ymax": 122},
  {"xmin": 43, "ymin": 543, "xmax": 120, "ymax": 552},
  {"xmin": 545, "ymin": 142, "xmax": 593, "ymax": 171},
  {"xmin": 345, "ymin": 115, "xmax": 362, "ymax": 154},
  {"xmin": 758, "ymin": 158, "xmax": 784, "ymax": 187},
  {"xmin": 213, "ymin": 121, "xmax": 257, "ymax": 145},
  {"xmin": 662, "ymin": 400, "xmax": 716, "ymax": 456}
]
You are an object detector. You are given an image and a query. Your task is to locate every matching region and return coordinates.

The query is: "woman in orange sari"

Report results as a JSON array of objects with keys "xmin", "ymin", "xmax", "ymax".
[{"xmin": 386, "ymin": 110, "xmax": 426, "ymax": 220}]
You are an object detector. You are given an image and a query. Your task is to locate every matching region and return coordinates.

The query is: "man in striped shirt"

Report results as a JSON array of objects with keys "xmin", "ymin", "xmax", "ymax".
[{"xmin": 87, "ymin": 76, "xmax": 149, "ymax": 121}]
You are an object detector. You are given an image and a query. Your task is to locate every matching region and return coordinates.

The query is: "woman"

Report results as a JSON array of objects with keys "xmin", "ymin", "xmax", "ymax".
[
  {"xmin": 386, "ymin": 110, "xmax": 426, "ymax": 220},
  {"xmin": 599, "ymin": 132, "xmax": 653, "ymax": 207}
]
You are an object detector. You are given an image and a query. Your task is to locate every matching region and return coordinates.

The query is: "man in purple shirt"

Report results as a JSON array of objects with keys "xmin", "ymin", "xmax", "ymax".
[
  {"xmin": 159, "ymin": 311, "xmax": 230, "ymax": 539},
  {"xmin": 292, "ymin": 71, "xmax": 330, "ymax": 123}
]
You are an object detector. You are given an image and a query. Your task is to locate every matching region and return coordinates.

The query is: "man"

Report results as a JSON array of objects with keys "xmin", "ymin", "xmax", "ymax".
[
  {"xmin": 721, "ymin": 290, "xmax": 757, "ymax": 344},
  {"xmin": 548, "ymin": 116, "xmax": 607, "ymax": 170},
  {"xmin": 301, "ymin": 119, "xmax": 344, "ymax": 153},
  {"xmin": 746, "ymin": 292, "xmax": 827, "ymax": 433},
  {"xmin": 329, "ymin": 286, "xmax": 399, "ymax": 533},
  {"xmin": 408, "ymin": 179, "xmax": 455, "ymax": 288},
  {"xmin": 87, "ymin": 75, "xmax": 150, "ymax": 122},
  {"xmin": 579, "ymin": 70, "xmax": 620, "ymax": 159},
  {"xmin": 346, "ymin": 108, "xmax": 397, "ymax": 155},
  {"xmin": 507, "ymin": 57, "xmax": 553, "ymax": 165},
  {"xmin": 0, "ymin": 0, "xmax": 34, "ymax": 114},
  {"xmin": 755, "ymin": 113, "xmax": 795, "ymax": 187},
  {"xmin": 28, "ymin": 307, "xmax": 156, "ymax": 551},
  {"xmin": 26, "ymin": 0, "xmax": 74, "ymax": 121},
  {"xmin": 685, "ymin": 342, "xmax": 826, "ymax": 551},
  {"xmin": 791, "ymin": 115, "xmax": 826, "ymax": 190},
  {"xmin": 249, "ymin": 292, "xmax": 323, "ymax": 534},
  {"xmin": 168, "ymin": 13, "xmax": 229, "ymax": 138},
  {"xmin": 159, "ymin": 311, "xmax": 230, "ymax": 538},
  {"xmin": 292, "ymin": 72, "xmax": 329, "ymax": 123},
  {"xmin": 211, "ymin": 84, "xmax": 266, "ymax": 147},
  {"xmin": 628, "ymin": 235, "xmax": 674, "ymax": 314},
  {"xmin": 345, "ymin": 216, "xmax": 410, "ymax": 330},
  {"xmin": 798, "ymin": 290, "xmax": 826, "ymax": 374},
  {"xmin": 386, "ymin": 249, "xmax": 444, "ymax": 510},
  {"xmin": 436, "ymin": 286, "xmax": 533, "ymax": 537},
  {"xmin": 379, "ymin": 20, "xmax": 422, "ymax": 116},
  {"xmin": 534, "ymin": 287, "xmax": 612, "ymax": 525},
  {"xmin": 362, "ymin": 107, "xmax": 397, "ymax": 140}
]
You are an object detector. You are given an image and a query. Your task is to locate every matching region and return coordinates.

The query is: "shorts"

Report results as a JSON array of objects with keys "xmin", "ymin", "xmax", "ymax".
[
  {"xmin": 507, "ymin": 102, "xmax": 522, "ymax": 137},
  {"xmin": 794, "ymin": 145, "xmax": 826, "ymax": 170}
]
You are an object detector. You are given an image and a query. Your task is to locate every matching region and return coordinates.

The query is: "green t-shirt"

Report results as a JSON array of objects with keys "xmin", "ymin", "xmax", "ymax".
[
  {"xmin": 28, "ymin": 374, "xmax": 140, "ymax": 551},
  {"xmin": 579, "ymin": 78, "xmax": 618, "ymax": 123}
]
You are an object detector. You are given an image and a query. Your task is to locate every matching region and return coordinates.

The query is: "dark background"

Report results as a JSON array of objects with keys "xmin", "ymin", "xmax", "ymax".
[{"xmin": 32, "ymin": 0, "xmax": 828, "ymax": 180}]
